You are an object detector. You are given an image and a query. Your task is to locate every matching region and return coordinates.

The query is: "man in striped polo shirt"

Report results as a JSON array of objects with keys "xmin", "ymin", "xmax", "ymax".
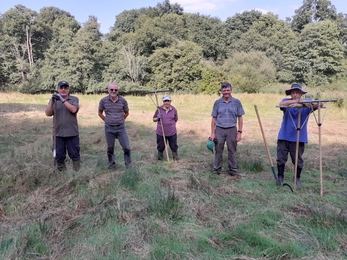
[
  {"xmin": 209, "ymin": 82, "xmax": 245, "ymax": 176},
  {"xmin": 98, "ymin": 82, "xmax": 132, "ymax": 169}
]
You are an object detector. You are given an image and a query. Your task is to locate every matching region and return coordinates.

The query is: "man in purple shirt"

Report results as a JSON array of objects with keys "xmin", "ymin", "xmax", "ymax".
[
  {"xmin": 153, "ymin": 95, "xmax": 179, "ymax": 161},
  {"xmin": 276, "ymin": 83, "xmax": 322, "ymax": 186},
  {"xmin": 98, "ymin": 83, "xmax": 132, "ymax": 169}
]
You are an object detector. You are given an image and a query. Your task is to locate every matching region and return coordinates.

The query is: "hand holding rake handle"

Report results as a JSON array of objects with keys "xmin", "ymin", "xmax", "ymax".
[{"xmin": 254, "ymin": 105, "xmax": 277, "ymax": 180}]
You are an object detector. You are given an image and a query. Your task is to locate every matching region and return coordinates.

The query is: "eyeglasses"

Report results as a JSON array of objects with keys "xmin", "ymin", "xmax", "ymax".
[{"xmin": 109, "ymin": 89, "xmax": 118, "ymax": 92}]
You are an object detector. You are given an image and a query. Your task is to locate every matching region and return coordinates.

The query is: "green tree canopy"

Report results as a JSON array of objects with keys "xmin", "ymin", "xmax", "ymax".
[
  {"xmin": 290, "ymin": 0, "xmax": 337, "ymax": 32},
  {"xmin": 148, "ymin": 40, "xmax": 203, "ymax": 91},
  {"xmin": 221, "ymin": 51, "xmax": 277, "ymax": 93},
  {"xmin": 294, "ymin": 20, "xmax": 345, "ymax": 86}
]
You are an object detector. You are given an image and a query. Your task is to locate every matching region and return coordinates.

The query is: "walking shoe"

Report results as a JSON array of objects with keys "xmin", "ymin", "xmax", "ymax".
[
  {"xmin": 108, "ymin": 164, "xmax": 116, "ymax": 169},
  {"xmin": 276, "ymin": 176, "xmax": 283, "ymax": 185},
  {"xmin": 212, "ymin": 169, "xmax": 221, "ymax": 175},
  {"xmin": 228, "ymin": 170, "xmax": 238, "ymax": 176}
]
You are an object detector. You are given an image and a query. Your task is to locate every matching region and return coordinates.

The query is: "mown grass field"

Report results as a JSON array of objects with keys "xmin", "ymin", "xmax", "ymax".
[{"xmin": 1, "ymin": 90, "xmax": 347, "ymax": 260}]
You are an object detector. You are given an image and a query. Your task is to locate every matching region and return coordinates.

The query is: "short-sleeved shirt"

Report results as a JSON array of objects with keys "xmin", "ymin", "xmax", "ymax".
[
  {"xmin": 98, "ymin": 95, "xmax": 129, "ymax": 125},
  {"xmin": 153, "ymin": 105, "xmax": 178, "ymax": 136},
  {"xmin": 211, "ymin": 97, "xmax": 245, "ymax": 128},
  {"xmin": 278, "ymin": 98, "xmax": 313, "ymax": 143},
  {"xmin": 51, "ymin": 95, "xmax": 79, "ymax": 137}
]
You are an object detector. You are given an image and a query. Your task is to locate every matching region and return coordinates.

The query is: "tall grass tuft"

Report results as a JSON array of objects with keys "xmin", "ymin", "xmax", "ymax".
[
  {"xmin": 147, "ymin": 188, "xmax": 183, "ymax": 220},
  {"xmin": 120, "ymin": 165, "xmax": 141, "ymax": 190}
]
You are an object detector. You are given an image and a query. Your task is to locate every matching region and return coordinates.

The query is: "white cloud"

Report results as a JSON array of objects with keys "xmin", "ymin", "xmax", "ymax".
[
  {"xmin": 254, "ymin": 8, "xmax": 269, "ymax": 15},
  {"xmin": 175, "ymin": 0, "xmax": 236, "ymax": 12}
]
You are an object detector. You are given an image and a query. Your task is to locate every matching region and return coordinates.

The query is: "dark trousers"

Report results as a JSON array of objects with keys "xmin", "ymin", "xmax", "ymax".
[
  {"xmin": 276, "ymin": 140, "xmax": 305, "ymax": 168},
  {"xmin": 105, "ymin": 123, "xmax": 131, "ymax": 167},
  {"xmin": 156, "ymin": 133, "xmax": 178, "ymax": 153},
  {"xmin": 214, "ymin": 126, "xmax": 238, "ymax": 172},
  {"xmin": 56, "ymin": 136, "xmax": 80, "ymax": 163}
]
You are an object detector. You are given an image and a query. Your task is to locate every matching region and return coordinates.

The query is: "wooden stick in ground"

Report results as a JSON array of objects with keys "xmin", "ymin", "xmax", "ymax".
[
  {"xmin": 254, "ymin": 105, "xmax": 277, "ymax": 180},
  {"xmin": 293, "ymin": 108, "xmax": 302, "ymax": 191},
  {"xmin": 155, "ymin": 94, "xmax": 170, "ymax": 163},
  {"xmin": 53, "ymin": 99, "xmax": 57, "ymax": 172},
  {"xmin": 318, "ymin": 104, "xmax": 323, "ymax": 197}
]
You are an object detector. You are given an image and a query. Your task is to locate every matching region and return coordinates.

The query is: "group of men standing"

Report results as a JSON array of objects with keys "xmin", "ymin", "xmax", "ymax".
[{"xmin": 46, "ymin": 81, "xmax": 319, "ymax": 186}]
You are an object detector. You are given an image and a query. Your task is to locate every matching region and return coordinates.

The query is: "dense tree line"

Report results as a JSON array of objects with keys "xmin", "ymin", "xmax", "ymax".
[{"xmin": 0, "ymin": 0, "xmax": 346, "ymax": 94}]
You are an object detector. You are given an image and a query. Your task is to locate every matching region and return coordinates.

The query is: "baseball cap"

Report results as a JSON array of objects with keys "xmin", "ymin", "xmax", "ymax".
[
  {"xmin": 162, "ymin": 95, "xmax": 172, "ymax": 101},
  {"xmin": 58, "ymin": 81, "xmax": 69, "ymax": 88}
]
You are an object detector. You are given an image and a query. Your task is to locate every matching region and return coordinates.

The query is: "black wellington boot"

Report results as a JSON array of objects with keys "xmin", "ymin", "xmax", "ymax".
[
  {"xmin": 158, "ymin": 151, "xmax": 163, "ymax": 160},
  {"xmin": 296, "ymin": 167, "xmax": 303, "ymax": 186},
  {"xmin": 276, "ymin": 164, "xmax": 285, "ymax": 185}
]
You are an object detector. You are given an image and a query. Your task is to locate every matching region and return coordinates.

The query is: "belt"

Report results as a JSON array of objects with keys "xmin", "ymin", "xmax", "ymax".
[
  {"xmin": 217, "ymin": 126, "xmax": 235, "ymax": 129},
  {"xmin": 106, "ymin": 123, "xmax": 124, "ymax": 127}
]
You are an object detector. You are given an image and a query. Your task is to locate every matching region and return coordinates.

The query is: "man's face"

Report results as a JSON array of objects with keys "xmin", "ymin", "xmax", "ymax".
[
  {"xmin": 108, "ymin": 84, "xmax": 119, "ymax": 97},
  {"xmin": 290, "ymin": 89, "xmax": 303, "ymax": 100},
  {"xmin": 221, "ymin": 87, "xmax": 231, "ymax": 98},
  {"xmin": 58, "ymin": 85, "xmax": 70, "ymax": 98}
]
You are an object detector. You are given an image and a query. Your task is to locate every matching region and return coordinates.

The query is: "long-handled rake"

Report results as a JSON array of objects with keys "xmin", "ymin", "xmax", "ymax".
[
  {"xmin": 146, "ymin": 90, "xmax": 171, "ymax": 164},
  {"xmin": 53, "ymin": 98, "xmax": 57, "ymax": 173},
  {"xmin": 298, "ymin": 99, "xmax": 337, "ymax": 197}
]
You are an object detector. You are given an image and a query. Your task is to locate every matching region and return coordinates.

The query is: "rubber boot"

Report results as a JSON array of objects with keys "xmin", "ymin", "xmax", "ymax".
[
  {"xmin": 57, "ymin": 162, "xmax": 66, "ymax": 171},
  {"xmin": 276, "ymin": 164, "xmax": 285, "ymax": 185},
  {"xmin": 172, "ymin": 152, "xmax": 179, "ymax": 161},
  {"xmin": 158, "ymin": 151, "xmax": 163, "ymax": 161},
  {"xmin": 296, "ymin": 167, "xmax": 302, "ymax": 186},
  {"xmin": 73, "ymin": 160, "xmax": 81, "ymax": 171}
]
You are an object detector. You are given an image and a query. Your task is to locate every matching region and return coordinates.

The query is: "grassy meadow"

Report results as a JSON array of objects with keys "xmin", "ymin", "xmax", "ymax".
[{"xmin": 1, "ymin": 90, "xmax": 347, "ymax": 259}]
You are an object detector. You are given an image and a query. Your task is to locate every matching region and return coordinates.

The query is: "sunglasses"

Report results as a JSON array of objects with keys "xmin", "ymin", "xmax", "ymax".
[
  {"xmin": 163, "ymin": 100, "xmax": 171, "ymax": 102},
  {"xmin": 109, "ymin": 89, "xmax": 118, "ymax": 92}
]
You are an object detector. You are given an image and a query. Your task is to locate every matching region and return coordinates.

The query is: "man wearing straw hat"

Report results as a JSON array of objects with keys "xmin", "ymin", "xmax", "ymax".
[{"xmin": 276, "ymin": 83, "xmax": 321, "ymax": 186}]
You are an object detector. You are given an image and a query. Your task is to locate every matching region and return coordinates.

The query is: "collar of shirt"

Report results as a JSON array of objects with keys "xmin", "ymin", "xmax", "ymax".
[{"xmin": 161, "ymin": 106, "xmax": 172, "ymax": 112}]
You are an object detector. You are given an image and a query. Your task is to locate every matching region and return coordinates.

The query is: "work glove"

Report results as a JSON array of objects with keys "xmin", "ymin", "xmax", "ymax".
[
  {"xmin": 157, "ymin": 113, "xmax": 162, "ymax": 119},
  {"xmin": 52, "ymin": 93, "xmax": 64, "ymax": 102}
]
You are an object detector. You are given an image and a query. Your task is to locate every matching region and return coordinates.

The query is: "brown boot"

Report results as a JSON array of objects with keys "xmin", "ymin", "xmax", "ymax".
[
  {"xmin": 172, "ymin": 152, "xmax": 179, "ymax": 161},
  {"xmin": 57, "ymin": 162, "xmax": 66, "ymax": 171},
  {"xmin": 73, "ymin": 160, "xmax": 81, "ymax": 171}
]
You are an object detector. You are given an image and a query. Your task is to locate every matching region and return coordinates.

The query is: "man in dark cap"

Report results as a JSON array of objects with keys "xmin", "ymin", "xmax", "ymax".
[
  {"xmin": 276, "ymin": 83, "xmax": 322, "ymax": 186},
  {"xmin": 45, "ymin": 81, "xmax": 80, "ymax": 171}
]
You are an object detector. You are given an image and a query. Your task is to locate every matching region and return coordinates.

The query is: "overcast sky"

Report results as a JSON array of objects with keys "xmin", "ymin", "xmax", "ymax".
[{"xmin": 1, "ymin": 0, "xmax": 347, "ymax": 34}]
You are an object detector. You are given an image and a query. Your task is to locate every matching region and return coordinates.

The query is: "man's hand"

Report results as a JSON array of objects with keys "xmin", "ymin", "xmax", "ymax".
[
  {"xmin": 52, "ymin": 93, "xmax": 65, "ymax": 102},
  {"xmin": 288, "ymin": 103, "xmax": 303, "ymax": 108}
]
